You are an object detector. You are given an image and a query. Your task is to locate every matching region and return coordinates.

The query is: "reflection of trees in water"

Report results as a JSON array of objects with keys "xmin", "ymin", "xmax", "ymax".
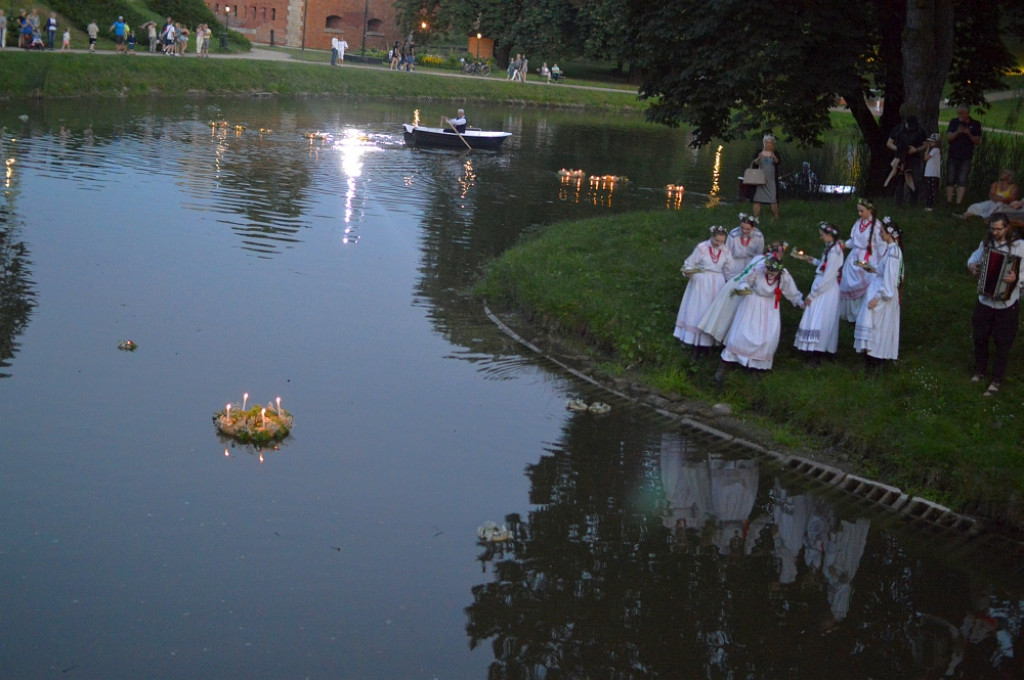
[
  {"xmin": 0, "ymin": 208, "xmax": 36, "ymax": 379},
  {"xmin": 466, "ymin": 420, "xmax": 1020, "ymax": 679}
]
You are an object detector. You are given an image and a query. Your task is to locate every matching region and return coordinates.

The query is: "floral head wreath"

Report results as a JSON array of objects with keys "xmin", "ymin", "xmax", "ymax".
[
  {"xmin": 857, "ymin": 197, "xmax": 875, "ymax": 211},
  {"xmin": 764, "ymin": 255, "xmax": 784, "ymax": 273},
  {"xmin": 818, "ymin": 221, "xmax": 840, "ymax": 238},
  {"xmin": 709, "ymin": 225, "xmax": 728, "ymax": 237},
  {"xmin": 882, "ymin": 216, "xmax": 902, "ymax": 238},
  {"xmin": 739, "ymin": 213, "xmax": 759, "ymax": 227}
]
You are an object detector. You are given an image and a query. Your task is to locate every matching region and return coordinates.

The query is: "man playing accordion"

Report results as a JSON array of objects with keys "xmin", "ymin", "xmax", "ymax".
[{"xmin": 967, "ymin": 213, "xmax": 1024, "ymax": 396}]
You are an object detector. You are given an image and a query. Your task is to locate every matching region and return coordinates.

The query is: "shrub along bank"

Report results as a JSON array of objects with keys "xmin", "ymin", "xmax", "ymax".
[{"xmin": 476, "ymin": 199, "xmax": 1024, "ymax": 529}]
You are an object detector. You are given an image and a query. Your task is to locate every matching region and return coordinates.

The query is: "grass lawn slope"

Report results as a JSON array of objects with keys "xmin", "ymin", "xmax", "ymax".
[{"xmin": 477, "ymin": 199, "xmax": 1024, "ymax": 528}]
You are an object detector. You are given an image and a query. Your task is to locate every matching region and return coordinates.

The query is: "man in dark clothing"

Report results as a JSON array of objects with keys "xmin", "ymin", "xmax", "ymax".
[
  {"xmin": 946, "ymin": 104, "xmax": 983, "ymax": 206},
  {"xmin": 886, "ymin": 114, "xmax": 927, "ymax": 207}
]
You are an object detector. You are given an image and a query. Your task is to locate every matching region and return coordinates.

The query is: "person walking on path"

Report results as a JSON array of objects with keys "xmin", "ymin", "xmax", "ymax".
[
  {"xmin": 87, "ymin": 20, "xmax": 98, "ymax": 52},
  {"xmin": 946, "ymin": 104, "xmax": 983, "ymax": 207},
  {"xmin": 1, "ymin": 9, "xmax": 8, "ymax": 50}
]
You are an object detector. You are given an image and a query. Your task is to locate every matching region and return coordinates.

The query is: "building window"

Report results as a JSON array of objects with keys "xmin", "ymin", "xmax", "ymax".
[
  {"xmin": 325, "ymin": 15, "xmax": 343, "ymax": 30},
  {"xmin": 367, "ymin": 18, "xmax": 383, "ymax": 34},
  {"xmin": 271, "ymin": 8, "xmax": 276, "ymax": 20}
]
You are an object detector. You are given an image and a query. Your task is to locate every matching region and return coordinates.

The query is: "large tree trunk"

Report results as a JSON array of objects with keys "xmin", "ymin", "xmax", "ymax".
[{"xmin": 902, "ymin": 0, "xmax": 955, "ymax": 135}]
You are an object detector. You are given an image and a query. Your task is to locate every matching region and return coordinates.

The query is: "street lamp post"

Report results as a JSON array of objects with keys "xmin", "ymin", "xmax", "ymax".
[
  {"xmin": 361, "ymin": 0, "xmax": 369, "ymax": 56},
  {"xmin": 221, "ymin": 6, "xmax": 230, "ymax": 50},
  {"xmin": 476, "ymin": 32, "xmax": 481, "ymax": 61}
]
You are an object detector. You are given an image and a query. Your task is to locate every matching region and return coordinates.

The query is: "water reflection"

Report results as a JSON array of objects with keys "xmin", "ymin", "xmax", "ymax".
[
  {"xmin": 469, "ymin": 424, "xmax": 1023, "ymax": 679},
  {"xmin": 0, "ymin": 135, "xmax": 36, "ymax": 380}
]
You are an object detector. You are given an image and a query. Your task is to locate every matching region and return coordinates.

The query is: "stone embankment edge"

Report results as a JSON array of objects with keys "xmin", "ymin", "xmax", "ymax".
[{"xmin": 484, "ymin": 301, "xmax": 1024, "ymax": 548}]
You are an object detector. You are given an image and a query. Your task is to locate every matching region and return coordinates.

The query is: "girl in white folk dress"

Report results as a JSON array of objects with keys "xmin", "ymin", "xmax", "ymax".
[
  {"xmin": 723, "ymin": 213, "xmax": 765, "ymax": 280},
  {"xmin": 698, "ymin": 239, "xmax": 788, "ymax": 345},
  {"xmin": 839, "ymin": 198, "xmax": 886, "ymax": 322},
  {"xmin": 714, "ymin": 255, "xmax": 804, "ymax": 381},
  {"xmin": 792, "ymin": 222, "xmax": 845, "ymax": 363},
  {"xmin": 674, "ymin": 225, "xmax": 733, "ymax": 359},
  {"xmin": 854, "ymin": 217, "xmax": 904, "ymax": 366}
]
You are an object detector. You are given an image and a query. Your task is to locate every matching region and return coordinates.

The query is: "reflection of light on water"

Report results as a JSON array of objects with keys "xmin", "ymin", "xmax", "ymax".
[
  {"xmin": 666, "ymin": 184, "xmax": 685, "ymax": 210},
  {"xmin": 412, "ymin": 109, "xmax": 420, "ymax": 127},
  {"xmin": 706, "ymin": 144, "xmax": 723, "ymax": 208},
  {"xmin": 558, "ymin": 169, "xmax": 626, "ymax": 208},
  {"xmin": 4, "ymin": 157, "xmax": 14, "ymax": 188},
  {"xmin": 334, "ymin": 129, "xmax": 380, "ymax": 244},
  {"xmin": 459, "ymin": 159, "xmax": 476, "ymax": 198}
]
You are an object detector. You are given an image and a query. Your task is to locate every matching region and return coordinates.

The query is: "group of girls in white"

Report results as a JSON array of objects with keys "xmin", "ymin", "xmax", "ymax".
[{"xmin": 673, "ymin": 199, "xmax": 905, "ymax": 378}]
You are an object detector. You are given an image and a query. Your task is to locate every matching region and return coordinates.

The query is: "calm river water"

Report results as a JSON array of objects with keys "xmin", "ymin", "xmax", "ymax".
[{"xmin": 0, "ymin": 98, "xmax": 1021, "ymax": 679}]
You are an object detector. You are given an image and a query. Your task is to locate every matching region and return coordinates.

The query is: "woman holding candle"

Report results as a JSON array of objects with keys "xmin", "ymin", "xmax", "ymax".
[
  {"xmin": 673, "ymin": 225, "xmax": 733, "ymax": 358},
  {"xmin": 714, "ymin": 255, "xmax": 804, "ymax": 380},
  {"xmin": 839, "ymin": 198, "xmax": 886, "ymax": 322},
  {"xmin": 793, "ymin": 222, "xmax": 845, "ymax": 362},
  {"xmin": 854, "ymin": 217, "xmax": 904, "ymax": 365}
]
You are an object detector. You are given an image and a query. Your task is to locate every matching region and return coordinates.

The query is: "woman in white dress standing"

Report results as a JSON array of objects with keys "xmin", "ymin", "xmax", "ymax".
[
  {"xmin": 673, "ymin": 226, "xmax": 733, "ymax": 358},
  {"xmin": 714, "ymin": 255, "xmax": 804, "ymax": 381},
  {"xmin": 854, "ymin": 217, "xmax": 903, "ymax": 365},
  {"xmin": 698, "ymin": 240, "xmax": 787, "ymax": 345},
  {"xmin": 839, "ymin": 198, "xmax": 886, "ymax": 322},
  {"xmin": 793, "ymin": 222, "xmax": 845, "ymax": 362},
  {"xmin": 723, "ymin": 213, "xmax": 765, "ymax": 280}
]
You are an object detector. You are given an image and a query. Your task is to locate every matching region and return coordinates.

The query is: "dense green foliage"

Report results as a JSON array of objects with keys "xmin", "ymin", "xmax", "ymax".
[
  {"xmin": 477, "ymin": 200, "xmax": 1024, "ymax": 522},
  {"xmin": 393, "ymin": 0, "xmax": 630, "ymax": 70},
  {"xmin": 628, "ymin": 0, "xmax": 1022, "ymax": 194}
]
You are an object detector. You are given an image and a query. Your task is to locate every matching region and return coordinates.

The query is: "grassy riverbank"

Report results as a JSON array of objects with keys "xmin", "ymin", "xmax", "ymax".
[
  {"xmin": 0, "ymin": 51, "xmax": 639, "ymax": 109},
  {"xmin": 477, "ymin": 200, "xmax": 1024, "ymax": 527}
]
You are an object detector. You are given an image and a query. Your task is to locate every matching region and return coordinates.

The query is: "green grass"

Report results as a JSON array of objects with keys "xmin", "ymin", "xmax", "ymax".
[
  {"xmin": 477, "ymin": 199, "xmax": 1024, "ymax": 522},
  {"xmin": 0, "ymin": 51, "xmax": 642, "ymax": 109}
]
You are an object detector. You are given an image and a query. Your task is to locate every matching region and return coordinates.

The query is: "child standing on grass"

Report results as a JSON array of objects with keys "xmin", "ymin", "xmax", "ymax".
[
  {"xmin": 127, "ymin": 31, "xmax": 136, "ymax": 54},
  {"xmin": 923, "ymin": 132, "xmax": 942, "ymax": 211},
  {"xmin": 61, "ymin": 29, "xmax": 70, "ymax": 52}
]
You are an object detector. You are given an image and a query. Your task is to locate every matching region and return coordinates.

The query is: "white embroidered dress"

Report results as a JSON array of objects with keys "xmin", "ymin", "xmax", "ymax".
[
  {"xmin": 853, "ymin": 244, "xmax": 903, "ymax": 360},
  {"xmin": 673, "ymin": 240, "xmax": 732, "ymax": 347},
  {"xmin": 794, "ymin": 243, "xmax": 845, "ymax": 353},
  {"xmin": 720, "ymin": 269, "xmax": 803, "ymax": 369},
  {"xmin": 839, "ymin": 217, "xmax": 886, "ymax": 322}
]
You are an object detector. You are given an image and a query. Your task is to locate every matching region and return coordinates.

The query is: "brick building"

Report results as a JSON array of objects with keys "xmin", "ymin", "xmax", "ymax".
[{"xmin": 205, "ymin": 0, "xmax": 402, "ymax": 53}]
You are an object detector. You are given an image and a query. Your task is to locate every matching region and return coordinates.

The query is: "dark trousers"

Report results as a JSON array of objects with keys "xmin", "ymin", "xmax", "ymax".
[
  {"xmin": 973, "ymin": 300, "xmax": 1019, "ymax": 382},
  {"xmin": 330, "ymin": 48, "xmax": 337, "ymax": 66},
  {"xmin": 925, "ymin": 176, "xmax": 939, "ymax": 209}
]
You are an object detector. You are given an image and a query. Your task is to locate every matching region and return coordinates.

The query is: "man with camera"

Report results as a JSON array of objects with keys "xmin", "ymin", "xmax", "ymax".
[{"xmin": 946, "ymin": 104, "xmax": 983, "ymax": 207}]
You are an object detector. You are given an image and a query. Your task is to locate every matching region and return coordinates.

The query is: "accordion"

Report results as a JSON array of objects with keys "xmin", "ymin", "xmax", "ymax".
[{"xmin": 978, "ymin": 247, "xmax": 1022, "ymax": 301}]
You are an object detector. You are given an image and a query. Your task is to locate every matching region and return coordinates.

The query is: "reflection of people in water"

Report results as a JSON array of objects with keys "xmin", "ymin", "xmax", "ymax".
[
  {"xmin": 771, "ymin": 479, "xmax": 810, "ymax": 584},
  {"xmin": 823, "ymin": 517, "xmax": 870, "ymax": 623}
]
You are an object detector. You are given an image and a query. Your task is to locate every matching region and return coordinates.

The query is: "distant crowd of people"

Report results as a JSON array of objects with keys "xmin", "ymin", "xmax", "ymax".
[
  {"xmin": 0, "ymin": 11, "xmax": 212, "ymax": 57},
  {"xmin": 1, "ymin": 9, "xmax": 68, "ymax": 51}
]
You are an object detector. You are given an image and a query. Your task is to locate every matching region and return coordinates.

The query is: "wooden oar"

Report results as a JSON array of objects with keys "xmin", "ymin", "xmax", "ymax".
[{"xmin": 447, "ymin": 120, "xmax": 472, "ymax": 151}]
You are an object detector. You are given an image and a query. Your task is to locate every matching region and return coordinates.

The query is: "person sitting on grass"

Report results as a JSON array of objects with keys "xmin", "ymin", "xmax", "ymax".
[{"xmin": 957, "ymin": 169, "xmax": 1020, "ymax": 220}]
